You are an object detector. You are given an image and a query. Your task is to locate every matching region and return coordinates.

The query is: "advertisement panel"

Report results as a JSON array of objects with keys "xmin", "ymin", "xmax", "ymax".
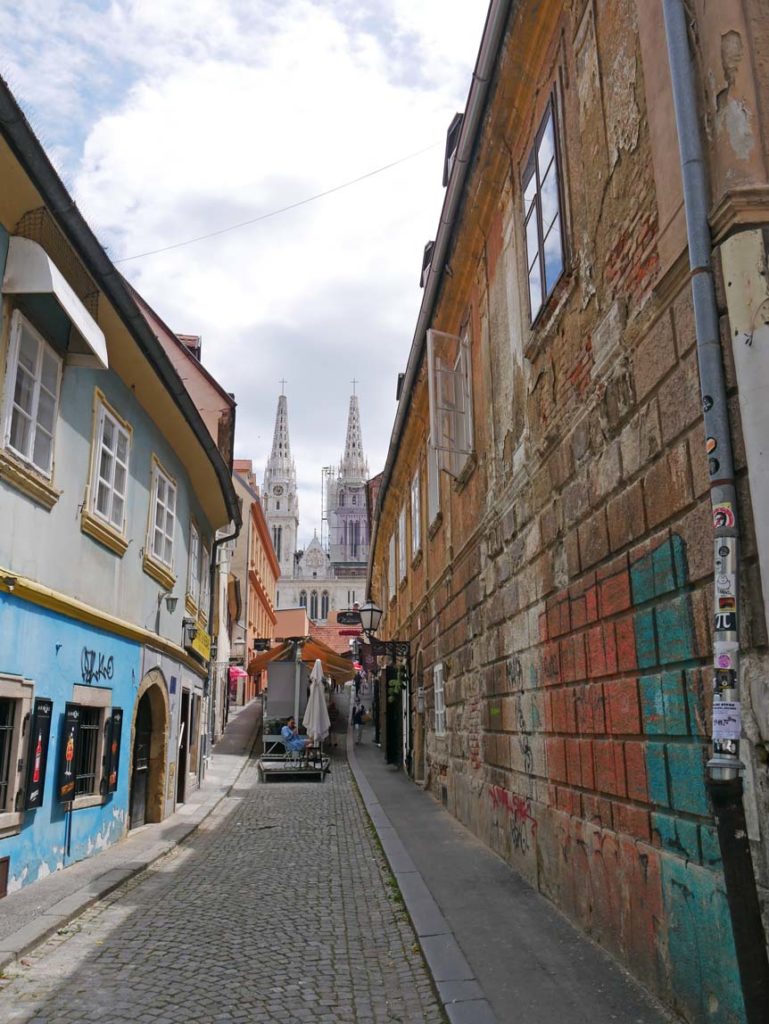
[
  {"xmin": 24, "ymin": 697, "xmax": 53, "ymax": 810},
  {"xmin": 57, "ymin": 703, "xmax": 81, "ymax": 802}
]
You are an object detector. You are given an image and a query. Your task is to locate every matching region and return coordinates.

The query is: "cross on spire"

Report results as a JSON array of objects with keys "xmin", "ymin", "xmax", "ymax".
[
  {"xmin": 279, "ymin": 378, "xmax": 287, "ymax": 394},
  {"xmin": 351, "ymin": 378, "xmax": 358, "ymax": 395}
]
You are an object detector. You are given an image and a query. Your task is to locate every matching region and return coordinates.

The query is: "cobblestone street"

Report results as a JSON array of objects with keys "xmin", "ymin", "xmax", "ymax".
[{"xmin": 0, "ymin": 746, "xmax": 445, "ymax": 1024}]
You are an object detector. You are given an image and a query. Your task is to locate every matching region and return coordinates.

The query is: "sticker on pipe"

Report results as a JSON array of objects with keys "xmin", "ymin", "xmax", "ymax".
[
  {"xmin": 712, "ymin": 700, "xmax": 741, "ymax": 741},
  {"xmin": 714, "ymin": 640, "xmax": 739, "ymax": 669},
  {"xmin": 712, "ymin": 502, "xmax": 735, "ymax": 529}
]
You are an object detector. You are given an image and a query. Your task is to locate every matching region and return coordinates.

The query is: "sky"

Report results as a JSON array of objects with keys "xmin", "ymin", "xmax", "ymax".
[{"xmin": 0, "ymin": 0, "xmax": 489, "ymax": 546}]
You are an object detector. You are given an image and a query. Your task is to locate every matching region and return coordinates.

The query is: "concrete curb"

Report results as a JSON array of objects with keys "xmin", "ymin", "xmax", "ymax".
[
  {"xmin": 0, "ymin": 705, "xmax": 262, "ymax": 974},
  {"xmin": 347, "ymin": 727, "xmax": 498, "ymax": 1024}
]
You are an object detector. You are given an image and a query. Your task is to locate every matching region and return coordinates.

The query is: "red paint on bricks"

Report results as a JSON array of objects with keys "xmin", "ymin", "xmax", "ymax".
[
  {"xmin": 605, "ymin": 678, "xmax": 641, "ymax": 734},
  {"xmin": 599, "ymin": 571, "xmax": 632, "ymax": 617},
  {"xmin": 624, "ymin": 741, "xmax": 649, "ymax": 802},
  {"xmin": 614, "ymin": 802, "xmax": 651, "ymax": 841},
  {"xmin": 615, "ymin": 615, "xmax": 638, "ymax": 672}
]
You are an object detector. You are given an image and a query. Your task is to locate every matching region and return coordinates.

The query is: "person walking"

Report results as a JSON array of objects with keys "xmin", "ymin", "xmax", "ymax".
[{"xmin": 352, "ymin": 703, "xmax": 365, "ymax": 744}]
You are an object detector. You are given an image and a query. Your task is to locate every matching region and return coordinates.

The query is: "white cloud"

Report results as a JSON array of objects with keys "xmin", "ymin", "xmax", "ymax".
[{"xmin": 0, "ymin": 0, "xmax": 489, "ymax": 543}]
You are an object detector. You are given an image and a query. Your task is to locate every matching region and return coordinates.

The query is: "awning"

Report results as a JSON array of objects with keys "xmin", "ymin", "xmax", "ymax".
[
  {"xmin": 2, "ymin": 236, "xmax": 108, "ymax": 368},
  {"xmin": 248, "ymin": 638, "xmax": 355, "ymax": 684}
]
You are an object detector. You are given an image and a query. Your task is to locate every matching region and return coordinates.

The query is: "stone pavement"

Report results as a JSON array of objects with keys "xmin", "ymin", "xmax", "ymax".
[
  {"xmin": 0, "ymin": 699, "xmax": 262, "ymax": 967},
  {"xmin": 347, "ymin": 703, "xmax": 674, "ymax": 1024},
  {"xmin": 0, "ymin": 706, "xmax": 445, "ymax": 1024}
]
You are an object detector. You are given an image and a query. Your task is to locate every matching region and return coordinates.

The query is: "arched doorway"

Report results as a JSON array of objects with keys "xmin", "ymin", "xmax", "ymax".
[{"xmin": 129, "ymin": 669, "xmax": 169, "ymax": 829}]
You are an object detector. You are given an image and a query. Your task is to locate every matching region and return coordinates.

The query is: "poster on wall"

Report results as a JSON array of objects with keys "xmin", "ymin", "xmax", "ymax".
[
  {"xmin": 57, "ymin": 703, "xmax": 81, "ymax": 802},
  {"xmin": 105, "ymin": 707, "xmax": 123, "ymax": 794},
  {"xmin": 24, "ymin": 697, "xmax": 53, "ymax": 810}
]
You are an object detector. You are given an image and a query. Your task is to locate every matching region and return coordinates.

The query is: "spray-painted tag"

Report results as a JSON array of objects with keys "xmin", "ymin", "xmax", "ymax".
[{"xmin": 712, "ymin": 700, "xmax": 741, "ymax": 740}]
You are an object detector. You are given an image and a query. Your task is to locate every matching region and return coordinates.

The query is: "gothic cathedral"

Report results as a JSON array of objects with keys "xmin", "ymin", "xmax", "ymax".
[{"xmin": 262, "ymin": 392, "xmax": 370, "ymax": 621}]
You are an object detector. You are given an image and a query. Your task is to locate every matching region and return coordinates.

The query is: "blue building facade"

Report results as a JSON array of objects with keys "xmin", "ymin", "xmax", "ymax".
[{"xmin": 0, "ymin": 80, "xmax": 240, "ymax": 894}]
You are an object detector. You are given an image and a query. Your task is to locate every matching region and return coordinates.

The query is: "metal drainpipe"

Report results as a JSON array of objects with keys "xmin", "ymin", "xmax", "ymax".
[
  {"xmin": 207, "ymin": 524, "xmax": 239, "ymax": 753},
  {"xmin": 663, "ymin": 2, "xmax": 769, "ymax": 1018}
]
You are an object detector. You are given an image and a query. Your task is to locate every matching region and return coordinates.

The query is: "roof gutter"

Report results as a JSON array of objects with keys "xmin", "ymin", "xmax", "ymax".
[
  {"xmin": 0, "ymin": 78, "xmax": 242, "ymax": 535},
  {"xmin": 366, "ymin": 0, "xmax": 512, "ymax": 593}
]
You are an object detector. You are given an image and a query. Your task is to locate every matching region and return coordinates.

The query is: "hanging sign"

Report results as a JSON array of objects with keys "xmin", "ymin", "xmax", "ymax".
[
  {"xmin": 105, "ymin": 707, "xmax": 123, "ymax": 794},
  {"xmin": 24, "ymin": 698, "xmax": 53, "ymax": 810},
  {"xmin": 57, "ymin": 704, "xmax": 81, "ymax": 802}
]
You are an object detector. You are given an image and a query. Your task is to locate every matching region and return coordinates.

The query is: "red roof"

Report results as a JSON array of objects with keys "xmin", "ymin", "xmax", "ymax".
[{"xmin": 308, "ymin": 621, "xmax": 360, "ymax": 655}]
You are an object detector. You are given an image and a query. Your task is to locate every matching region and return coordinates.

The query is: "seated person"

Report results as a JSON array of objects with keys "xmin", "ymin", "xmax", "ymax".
[{"xmin": 280, "ymin": 717, "xmax": 312, "ymax": 755}]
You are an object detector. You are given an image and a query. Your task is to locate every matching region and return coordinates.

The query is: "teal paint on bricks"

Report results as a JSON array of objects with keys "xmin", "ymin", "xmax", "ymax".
[
  {"xmin": 660, "ymin": 670, "xmax": 688, "ymax": 735},
  {"xmin": 684, "ymin": 669, "xmax": 706, "ymax": 736},
  {"xmin": 640, "ymin": 674, "xmax": 666, "ymax": 734},
  {"xmin": 652, "ymin": 811, "xmax": 700, "ymax": 861},
  {"xmin": 671, "ymin": 535, "xmax": 688, "ymax": 589},
  {"xmin": 631, "ymin": 553, "xmax": 656, "ymax": 605},
  {"xmin": 655, "ymin": 595, "xmax": 696, "ymax": 665},
  {"xmin": 661, "ymin": 857, "xmax": 746, "ymax": 1023},
  {"xmin": 651, "ymin": 538, "xmax": 679, "ymax": 598},
  {"xmin": 666, "ymin": 743, "xmax": 710, "ymax": 816},
  {"xmin": 699, "ymin": 825, "xmax": 722, "ymax": 870},
  {"xmin": 634, "ymin": 608, "xmax": 657, "ymax": 668},
  {"xmin": 646, "ymin": 742, "xmax": 670, "ymax": 806}
]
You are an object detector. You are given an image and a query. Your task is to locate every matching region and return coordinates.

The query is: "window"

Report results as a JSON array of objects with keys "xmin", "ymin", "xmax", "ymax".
[
  {"xmin": 1, "ymin": 310, "xmax": 62, "ymax": 478},
  {"xmin": 0, "ymin": 677, "xmax": 33, "ymax": 829},
  {"xmin": 299, "ymin": 590, "xmax": 307, "ymax": 608},
  {"xmin": 199, "ymin": 542, "xmax": 211, "ymax": 625},
  {"xmin": 0, "ymin": 699, "xmax": 17, "ymax": 811},
  {"xmin": 149, "ymin": 460, "xmax": 176, "ymax": 568},
  {"xmin": 427, "ymin": 328, "xmax": 473, "ymax": 479},
  {"xmin": 321, "ymin": 591, "xmax": 329, "ymax": 619},
  {"xmin": 427, "ymin": 436, "xmax": 440, "ymax": 527},
  {"xmin": 272, "ymin": 526, "xmax": 282, "ymax": 561},
  {"xmin": 74, "ymin": 706, "xmax": 100, "ymax": 797},
  {"xmin": 523, "ymin": 100, "xmax": 565, "ymax": 320},
  {"xmin": 352, "ymin": 494, "xmax": 357, "ymax": 505},
  {"xmin": 89, "ymin": 398, "xmax": 130, "ymax": 533},
  {"xmin": 388, "ymin": 535, "xmax": 396, "ymax": 599},
  {"xmin": 59, "ymin": 686, "xmax": 113, "ymax": 808},
  {"xmin": 187, "ymin": 523, "xmax": 201, "ymax": 607},
  {"xmin": 398, "ymin": 507, "xmax": 407, "ymax": 582},
  {"xmin": 310, "ymin": 590, "xmax": 318, "ymax": 619},
  {"xmin": 411, "ymin": 469, "xmax": 421, "ymax": 556},
  {"xmin": 434, "ymin": 663, "xmax": 446, "ymax": 736}
]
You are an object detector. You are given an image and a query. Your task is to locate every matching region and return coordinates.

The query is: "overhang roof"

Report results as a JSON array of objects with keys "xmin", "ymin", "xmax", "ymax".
[{"xmin": 3, "ymin": 236, "xmax": 108, "ymax": 368}]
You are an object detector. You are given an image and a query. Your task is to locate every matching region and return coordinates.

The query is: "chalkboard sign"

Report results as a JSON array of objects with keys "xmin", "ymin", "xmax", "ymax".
[{"xmin": 24, "ymin": 698, "xmax": 53, "ymax": 810}]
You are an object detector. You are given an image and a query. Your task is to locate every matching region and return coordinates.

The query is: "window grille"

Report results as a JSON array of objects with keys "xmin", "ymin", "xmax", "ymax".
[
  {"xmin": 74, "ymin": 707, "xmax": 100, "ymax": 797},
  {"xmin": 91, "ymin": 402, "xmax": 130, "ymax": 531},
  {"xmin": 150, "ymin": 463, "xmax": 176, "ymax": 567},
  {"xmin": 434, "ymin": 664, "xmax": 446, "ymax": 736},
  {"xmin": 0, "ymin": 699, "xmax": 16, "ymax": 811}
]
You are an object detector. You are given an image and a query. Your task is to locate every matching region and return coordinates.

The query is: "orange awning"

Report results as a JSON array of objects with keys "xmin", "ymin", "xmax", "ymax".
[{"xmin": 247, "ymin": 637, "xmax": 355, "ymax": 683}]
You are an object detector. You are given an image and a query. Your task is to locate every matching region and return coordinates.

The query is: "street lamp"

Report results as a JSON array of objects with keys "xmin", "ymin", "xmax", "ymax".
[{"xmin": 358, "ymin": 601, "xmax": 383, "ymax": 636}]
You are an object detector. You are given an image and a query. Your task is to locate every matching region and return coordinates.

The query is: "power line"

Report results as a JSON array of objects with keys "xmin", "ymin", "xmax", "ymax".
[{"xmin": 114, "ymin": 141, "xmax": 441, "ymax": 263}]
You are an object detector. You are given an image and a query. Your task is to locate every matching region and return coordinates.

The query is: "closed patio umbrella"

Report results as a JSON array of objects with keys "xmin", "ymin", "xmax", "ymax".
[{"xmin": 303, "ymin": 659, "xmax": 331, "ymax": 751}]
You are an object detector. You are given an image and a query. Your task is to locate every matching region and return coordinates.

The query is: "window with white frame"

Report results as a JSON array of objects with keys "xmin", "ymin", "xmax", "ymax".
[
  {"xmin": 434, "ymin": 663, "xmax": 446, "ymax": 736},
  {"xmin": 427, "ymin": 435, "xmax": 440, "ymax": 527},
  {"xmin": 411, "ymin": 468, "xmax": 421, "ymax": 556},
  {"xmin": 523, "ymin": 99, "xmax": 565, "ymax": 321},
  {"xmin": 187, "ymin": 523, "xmax": 201, "ymax": 607},
  {"xmin": 89, "ymin": 398, "xmax": 130, "ymax": 533},
  {"xmin": 427, "ymin": 327, "xmax": 473, "ymax": 479},
  {"xmin": 1, "ymin": 311, "xmax": 62, "ymax": 478},
  {"xmin": 199, "ymin": 542, "xmax": 211, "ymax": 624},
  {"xmin": 388, "ymin": 534, "xmax": 396, "ymax": 599},
  {"xmin": 398, "ymin": 506, "xmax": 407, "ymax": 581},
  {"xmin": 149, "ymin": 460, "xmax": 176, "ymax": 568}
]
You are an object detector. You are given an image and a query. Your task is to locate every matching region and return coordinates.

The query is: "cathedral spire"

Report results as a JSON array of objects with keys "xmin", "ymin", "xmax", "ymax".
[
  {"xmin": 339, "ymin": 393, "xmax": 368, "ymax": 485},
  {"xmin": 263, "ymin": 393, "xmax": 299, "ymax": 578}
]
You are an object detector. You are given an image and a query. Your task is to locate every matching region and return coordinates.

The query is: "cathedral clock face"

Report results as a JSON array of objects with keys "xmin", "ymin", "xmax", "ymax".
[{"xmin": 273, "ymin": 485, "xmax": 284, "ymax": 496}]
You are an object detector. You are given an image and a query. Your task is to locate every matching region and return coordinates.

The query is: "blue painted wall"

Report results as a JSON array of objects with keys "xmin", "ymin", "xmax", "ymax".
[{"xmin": 0, "ymin": 593, "xmax": 139, "ymax": 891}]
